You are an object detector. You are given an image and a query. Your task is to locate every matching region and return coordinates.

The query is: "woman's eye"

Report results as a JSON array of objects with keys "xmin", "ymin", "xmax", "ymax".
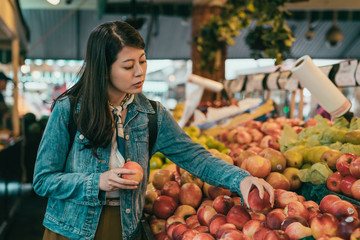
[
  {"xmin": 124, "ymin": 66, "xmax": 134, "ymax": 70},
  {"xmin": 140, "ymin": 60, "xmax": 147, "ymax": 64}
]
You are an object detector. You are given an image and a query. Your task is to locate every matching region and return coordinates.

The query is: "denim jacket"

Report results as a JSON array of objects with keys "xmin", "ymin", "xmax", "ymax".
[{"xmin": 33, "ymin": 93, "xmax": 250, "ymax": 240}]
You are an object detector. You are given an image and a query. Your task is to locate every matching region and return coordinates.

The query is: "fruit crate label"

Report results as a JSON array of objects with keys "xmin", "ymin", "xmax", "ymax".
[
  {"xmin": 266, "ymin": 72, "xmax": 280, "ymax": 90},
  {"xmin": 335, "ymin": 60, "xmax": 357, "ymax": 87}
]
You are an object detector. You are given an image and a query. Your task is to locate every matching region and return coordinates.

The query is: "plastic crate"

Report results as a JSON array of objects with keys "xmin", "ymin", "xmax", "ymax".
[{"xmin": 299, "ymin": 182, "xmax": 360, "ymax": 206}]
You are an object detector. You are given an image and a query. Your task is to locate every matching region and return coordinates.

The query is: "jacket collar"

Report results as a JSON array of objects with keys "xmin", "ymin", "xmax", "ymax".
[{"xmin": 128, "ymin": 93, "xmax": 156, "ymax": 114}]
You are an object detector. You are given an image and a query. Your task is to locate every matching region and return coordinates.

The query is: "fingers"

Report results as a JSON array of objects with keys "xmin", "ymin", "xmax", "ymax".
[
  {"xmin": 99, "ymin": 169, "xmax": 139, "ymax": 191},
  {"xmin": 263, "ymin": 182, "xmax": 275, "ymax": 207}
]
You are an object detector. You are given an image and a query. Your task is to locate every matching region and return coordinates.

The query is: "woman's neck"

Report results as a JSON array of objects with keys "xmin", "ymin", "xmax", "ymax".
[{"xmin": 108, "ymin": 93, "xmax": 127, "ymax": 106}]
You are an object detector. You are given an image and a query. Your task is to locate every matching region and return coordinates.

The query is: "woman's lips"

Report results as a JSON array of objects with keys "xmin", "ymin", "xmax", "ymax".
[{"xmin": 133, "ymin": 81, "xmax": 144, "ymax": 88}]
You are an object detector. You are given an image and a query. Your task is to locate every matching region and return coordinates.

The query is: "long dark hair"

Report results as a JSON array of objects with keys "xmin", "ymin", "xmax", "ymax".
[{"xmin": 53, "ymin": 21, "xmax": 145, "ymax": 156}]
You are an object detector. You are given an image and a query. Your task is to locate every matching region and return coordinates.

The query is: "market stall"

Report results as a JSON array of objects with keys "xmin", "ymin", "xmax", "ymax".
[{"xmin": 0, "ymin": 0, "xmax": 29, "ymax": 237}]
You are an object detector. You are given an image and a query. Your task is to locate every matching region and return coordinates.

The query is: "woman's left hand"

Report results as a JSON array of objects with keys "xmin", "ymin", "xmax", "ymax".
[{"xmin": 240, "ymin": 176, "xmax": 274, "ymax": 208}]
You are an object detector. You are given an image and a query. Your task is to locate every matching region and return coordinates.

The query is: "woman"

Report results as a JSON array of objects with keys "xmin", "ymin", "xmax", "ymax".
[{"xmin": 33, "ymin": 21, "xmax": 274, "ymax": 240}]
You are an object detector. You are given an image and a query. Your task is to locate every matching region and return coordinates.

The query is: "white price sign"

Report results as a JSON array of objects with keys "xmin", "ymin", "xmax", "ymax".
[
  {"xmin": 266, "ymin": 72, "xmax": 280, "ymax": 90},
  {"xmin": 335, "ymin": 60, "xmax": 357, "ymax": 87}
]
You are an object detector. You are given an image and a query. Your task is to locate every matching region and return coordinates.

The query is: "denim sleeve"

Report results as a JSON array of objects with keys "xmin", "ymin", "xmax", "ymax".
[
  {"xmin": 153, "ymin": 103, "xmax": 251, "ymax": 197},
  {"xmin": 32, "ymin": 99, "xmax": 101, "ymax": 206}
]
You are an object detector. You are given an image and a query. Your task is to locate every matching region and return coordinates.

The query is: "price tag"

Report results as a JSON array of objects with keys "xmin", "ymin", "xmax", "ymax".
[
  {"xmin": 266, "ymin": 72, "xmax": 280, "ymax": 90},
  {"xmin": 319, "ymin": 65, "xmax": 333, "ymax": 78},
  {"xmin": 231, "ymin": 75, "xmax": 245, "ymax": 93},
  {"xmin": 245, "ymin": 75, "xmax": 255, "ymax": 92},
  {"xmin": 285, "ymin": 74, "xmax": 299, "ymax": 91},
  {"xmin": 252, "ymin": 74, "xmax": 265, "ymax": 91},
  {"xmin": 335, "ymin": 60, "xmax": 357, "ymax": 87},
  {"xmin": 355, "ymin": 61, "xmax": 360, "ymax": 85},
  {"xmin": 278, "ymin": 71, "xmax": 290, "ymax": 90}
]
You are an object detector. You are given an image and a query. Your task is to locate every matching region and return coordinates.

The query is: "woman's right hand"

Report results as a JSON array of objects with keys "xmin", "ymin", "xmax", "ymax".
[{"xmin": 99, "ymin": 168, "xmax": 139, "ymax": 191}]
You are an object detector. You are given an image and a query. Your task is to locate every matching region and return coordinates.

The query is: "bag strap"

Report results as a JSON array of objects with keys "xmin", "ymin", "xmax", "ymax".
[
  {"xmin": 67, "ymin": 97, "xmax": 77, "ymax": 157},
  {"xmin": 147, "ymin": 100, "xmax": 158, "ymax": 154},
  {"xmin": 67, "ymin": 98, "xmax": 158, "ymax": 156}
]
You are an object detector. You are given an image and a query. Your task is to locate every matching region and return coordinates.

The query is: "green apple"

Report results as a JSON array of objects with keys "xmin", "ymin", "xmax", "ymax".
[
  {"xmin": 150, "ymin": 156, "xmax": 163, "ymax": 170},
  {"xmin": 152, "ymin": 152, "xmax": 165, "ymax": 160},
  {"xmin": 185, "ymin": 126, "xmax": 201, "ymax": 138},
  {"xmin": 284, "ymin": 150, "xmax": 303, "ymax": 168}
]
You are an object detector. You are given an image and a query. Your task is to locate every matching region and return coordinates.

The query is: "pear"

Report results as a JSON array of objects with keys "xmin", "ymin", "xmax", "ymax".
[
  {"xmin": 284, "ymin": 150, "xmax": 303, "ymax": 168},
  {"xmin": 320, "ymin": 149, "xmax": 343, "ymax": 170},
  {"xmin": 344, "ymin": 130, "xmax": 360, "ymax": 145},
  {"xmin": 288, "ymin": 145, "xmax": 311, "ymax": 163},
  {"xmin": 307, "ymin": 146, "xmax": 331, "ymax": 164}
]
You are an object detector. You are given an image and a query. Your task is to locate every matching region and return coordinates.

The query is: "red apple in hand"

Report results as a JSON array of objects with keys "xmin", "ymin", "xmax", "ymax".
[
  {"xmin": 350, "ymin": 157, "xmax": 360, "ymax": 178},
  {"xmin": 327, "ymin": 172, "xmax": 344, "ymax": 193},
  {"xmin": 340, "ymin": 175, "xmax": 357, "ymax": 197},
  {"xmin": 336, "ymin": 153, "xmax": 357, "ymax": 177},
  {"xmin": 248, "ymin": 188, "xmax": 272, "ymax": 214},
  {"xmin": 122, "ymin": 161, "xmax": 143, "ymax": 182}
]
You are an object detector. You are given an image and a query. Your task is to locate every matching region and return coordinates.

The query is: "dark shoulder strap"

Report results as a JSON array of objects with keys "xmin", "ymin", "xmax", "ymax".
[
  {"xmin": 68, "ymin": 97, "xmax": 77, "ymax": 155},
  {"xmin": 148, "ymin": 100, "xmax": 158, "ymax": 155}
]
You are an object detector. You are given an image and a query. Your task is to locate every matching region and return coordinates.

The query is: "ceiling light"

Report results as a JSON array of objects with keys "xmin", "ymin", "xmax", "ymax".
[
  {"xmin": 46, "ymin": 0, "xmax": 61, "ymax": 5},
  {"xmin": 325, "ymin": 11, "xmax": 343, "ymax": 48}
]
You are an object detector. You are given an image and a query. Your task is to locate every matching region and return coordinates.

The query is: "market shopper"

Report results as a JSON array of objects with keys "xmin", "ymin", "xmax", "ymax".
[
  {"xmin": 0, "ymin": 71, "xmax": 11, "ymax": 128},
  {"xmin": 33, "ymin": 21, "xmax": 274, "ymax": 240}
]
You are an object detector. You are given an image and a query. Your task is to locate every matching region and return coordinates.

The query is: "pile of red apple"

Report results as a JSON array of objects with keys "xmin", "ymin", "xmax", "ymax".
[
  {"xmin": 146, "ymin": 168, "xmax": 360, "ymax": 240},
  {"xmin": 327, "ymin": 152, "xmax": 360, "ymax": 200},
  {"xmin": 218, "ymin": 117, "xmax": 305, "ymax": 160},
  {"xmin": 145, "ymin": 164, "xmax": 360, "ymax": 240}
]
